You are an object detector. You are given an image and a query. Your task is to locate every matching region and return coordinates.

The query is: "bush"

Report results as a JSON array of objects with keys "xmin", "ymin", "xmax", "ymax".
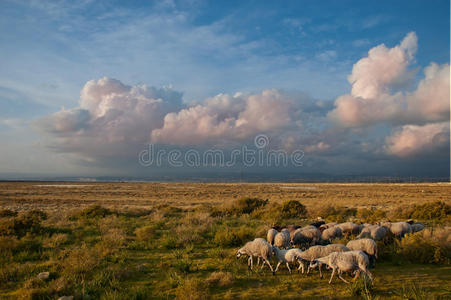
[
  {"xmin": 172, "ymin": 257, "xmax": 197, "ymax": 274},
  {"xmin": 71, "ymin": 205, "xmax": 112, "ymax": 220},
  {"xmin": 280, "ymin": 200, "xmax": 307, "ymax": 218},
  {"xmin": 134, "ymin": 225, "xmax": 156, "ymax": 242},
  {"xmin": 0, "ymin": 209, "xmax": 17, "ymax": 218},
  {"xmin": 0, "ymin": 211, "xmax": 46, "ymax": 238},
  {"xmin": 396, "ymin": 228, "xmax": 451, "ymax": 264},
  {"xmin": 43, "ymin": 233, "xmax": 69, "ymax": 248},
  {"xmin": 159, "ymin": 232, "xmax": 178, "ymax": 249},
  {"xmin": 394, "ymin": 201, "xmax": 450, "ymax": 221},
  {"xmin": 357, "ymin": 207, "xmax": 386, "ymax": 223},
  {"xmin": 214, "ymin": 225, "xmax": 254, "ymax": 247},
  {"xmin": 206, "ymin": 271, "xmax": 234, "ymax": 287},
  {"xmin": 226, "ymin": 197, "xmax": 268, "ymax": 216},
  {"xmin": 310, "ymin": 205, "xmax": 357, "ymax": 222}
]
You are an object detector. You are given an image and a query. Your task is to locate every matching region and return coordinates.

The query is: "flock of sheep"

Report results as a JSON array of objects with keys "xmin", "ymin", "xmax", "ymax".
[{"xmin": 236, "ymin": 220, "xmax": 425, "ymax": 284}]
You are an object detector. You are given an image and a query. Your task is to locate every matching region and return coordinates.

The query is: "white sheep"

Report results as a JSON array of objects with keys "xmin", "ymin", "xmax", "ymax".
[
  {"xmin": 321, "ymin": 226, "xmax": 343, "ymax": 242},
  {"xmin": 267, "ymin": 228, "xmax": 278, "ymax": 245},
  {"xmin": 291, "ymin": 226, "xmax": 321, "ymax": 248},
  {"xmin": 309, "ymin": 250, "xmax": 373, "ymax": 284},
  {"xmin": 319, "ymin": 222, "xmax": 338, "ymax": 231},
  {"xmin": 274, "ymin": 229, "xmax": 290, "ymax": 249},
  {"xmin": 295, "ymin": 244, "xmax": 350, "ymax": 277},
  {"xmin": 335, "ymin": 222, "xmax": 361, "ymax": 235},
  {"xmin": 236, "ymin": 238, "xmax": 274, "ymax": 273},
  {"xmin": 357, "ymin": 225, "xmax": 388, "ymax": 241},
  {"xmin": 272, "ymin": 247, "xmax": 303, "ymax": 274},
  {"xmin": 380, "ymin": 221, "xmax": 412, "ymax": 237},
  {"xmin": 346, "ymin": 238, "xmax": 378, "ymax": 267}
]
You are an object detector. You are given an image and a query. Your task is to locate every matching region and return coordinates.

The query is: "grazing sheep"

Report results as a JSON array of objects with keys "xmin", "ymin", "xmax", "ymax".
[
  {"xmin": 336, "ymin": 222, "xmax": 361, "ymax": 235},
  {"xmin": 272, "ymin": 247, "xmax": 303, "ymax": 274},
  {"xmin": 357, "ymin": 225, "xmax": 388, "ymax": 241},
  {"xmin": 294, "ymin": 244, "xmax": 350, "ymax": 276},
  {"xmin": 320, "ymin": 222, "xmax": 338, "ymax": 231},
  {"xmin": 267, "ymin": 228, "xmax": 278, "ymax": 246},
  {"xmin": 321, "ymin": 226, "xmax": 343, "ymax": 242},
  {"xmin": 346, "ymin": 238, "xmax": 378, "ymax": 267},
  {"xmin": 286, "ymin": 224, "xmax": 301, "ymax": 233},
  {"xmin": 274, "ymin": 230, "xmax": 290, "ymax": 249},
  {"xmin": 236, "ymin": 238, "xmax": 274, "ymax": 273},
  {"xmin": 309, "ymin": 250, "xmax": 373, "ymax": 284},
  {"xmin": 291, "ymin": 227, "xmax": 321, "ymax": 248},
  {"xmin": 286, "ymin": 225, "xmax": 301, "ymax": 239},
  {"xmin": 380, "ymin": 221, "xmax": 412, "ymax": 237},
  {"xmin": 411, "ymin": 222, "xmax": 425, "ymax": 233}
]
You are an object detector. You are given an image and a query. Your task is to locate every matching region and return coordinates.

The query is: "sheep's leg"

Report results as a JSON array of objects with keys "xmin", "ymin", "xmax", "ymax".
[
  {"xmin": 338, "ymin": 271, "xmax": 350, "ymax": 284},
  {"xmin": 365, "ymin": 270, "xmax": 373, "ymax": 281},
  {"xmin": 298, "ymin": 262, "xmax": 305, "ymax": 274},
  {"xmin": 286, "ymin": 262, "xmax": 292, "ymax": 274},
  {"xmin": 260, "ymin": 258, "xmax": 266, "ymax": 270},
  {"xmin": 274, "ymin": 261, "xmax": 281, "ymax": 273},
  {"xmin": 249, "ymin": 256, "xmax": 254, "ymax": 269},
  {"xmin": 353, "ymin": 269, "xmax": 361, "ymax": 281},
  {"xmin": 256, "ymin": 257, "xmax": 261, "ymax": 267},
  {"xmin": 265, "ymin": 259, "xmax": 275, "ymax": 274},
  {"xmin": 297, "ymin": 262, "xmax": 303, "ymax": 273},
  {"xmin": 328, "ymin": 268, "xmax": 336, "ymax": 284},
  {"xmin": 319, "ymin": 264, "xmax": 323, "ymax": 279}
]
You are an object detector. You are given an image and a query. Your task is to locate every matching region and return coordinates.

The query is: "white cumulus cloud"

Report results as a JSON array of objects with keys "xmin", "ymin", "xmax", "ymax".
[
  {"xmin": 329, "ymin": 32, "xmax": 449, "ymax": 127},
  {"xmin": 385, "ymin": 122, "xmax": 449, "ymax": 157}
]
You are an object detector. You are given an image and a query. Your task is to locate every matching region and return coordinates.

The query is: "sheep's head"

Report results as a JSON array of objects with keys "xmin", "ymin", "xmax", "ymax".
[
  {"xmin": 295, "ymin": 255, "xmax": 309, "ymax": 265},
  {"xmin": 236, "ymin": 249, "xmax": 244, "ymax": 259},
  {"xmin": 309, "ymin": 259, "xmax": 320, "ymax": 269}
]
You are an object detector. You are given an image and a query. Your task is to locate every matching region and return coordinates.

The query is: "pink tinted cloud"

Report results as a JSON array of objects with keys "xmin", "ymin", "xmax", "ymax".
[
  {"xmin": 385, "ymin": 122, "xmax": 449, "ymax": 157},
  {"xmin": 151, "ymin": 89, "xmax": 300, "ymax": 146},
  {"xmin": 329, "ymin": 32, "xmax": 449, "ymax": 127}
]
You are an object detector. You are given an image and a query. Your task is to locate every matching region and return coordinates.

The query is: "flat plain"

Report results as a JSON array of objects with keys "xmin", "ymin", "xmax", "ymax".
[{"xmin": 0, "ymin": 182, "xmax": 450, "ymax": 299}]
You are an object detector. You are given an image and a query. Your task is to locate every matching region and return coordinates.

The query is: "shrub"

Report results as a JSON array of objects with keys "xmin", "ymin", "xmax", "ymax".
[
  {"xmin": 159, "ymin": 232, "xmax": 178, "ymax": 249},
  {"xmin": 251, "ymin": 202, "xmax": 283, "ymax": 224},
  {"xmin": 206, "ymin": 271, "xmax": 234, "ymax": 287},
  {"xmin": 71, "ymin": 205, "xmax": 112, "ymax": 220},
  {"xmin": 310, "ymin": 205, "xmax": 357, "ymax": 222},
  {"xmin": 0, "ymin": 211, "xmax": 45, "ymax": 238},
  {"xmin": 214, "ymin": 225, "xmax": 254, "ymax": 247},
  {"xmin": 357, "ymin": 207, "xmax": 386, "ymax": 223},
  {"xmin": 396, "ymin": 228, "xmax": 451, "ymax": 264},
  {"xmin": 135, "ymin": 225, "xmax": 156, "ymax": 242},
  {"xmin": 0, "ymin": 209, "xmax": 17, "ymax": 218},
  {"xmin": 0, "ymin": 235, "xmax": 19, "ymax": 257},
  {"xmin": 43, "ymin": 233, "xmax": 69, "ymax": 248},
  {"xmin": 227, "ymin": 197, "xmax": 268, "ymax": 216},
  {"xmin": 60, "ymin": 245, "xmax": 104, "ymax": 279},
  {"xmin": 172, "ymin": 257, "xmax": 197, "ymax": 274},
  {"xmin": 394, "ymin": 201, "xmax": 450, "ymax": 221},
  {"xmin": 280, "ymin": 200, "xmax": 307, "ymax": 218},
  {"xmin": 157, "ymin": 204, "xmax": 183, "ymax": 217}
]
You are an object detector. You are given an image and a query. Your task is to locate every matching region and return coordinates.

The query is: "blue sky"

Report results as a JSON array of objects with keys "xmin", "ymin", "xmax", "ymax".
[{"xmin": 0, "ymin": 0, "xmax": 449, "ymax": 179}]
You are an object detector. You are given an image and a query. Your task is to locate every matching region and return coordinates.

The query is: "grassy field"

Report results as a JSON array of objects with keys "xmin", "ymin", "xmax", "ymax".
[{"xmin": 0, "ymin": 182, "xmax": 450, "ymax": 299}]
